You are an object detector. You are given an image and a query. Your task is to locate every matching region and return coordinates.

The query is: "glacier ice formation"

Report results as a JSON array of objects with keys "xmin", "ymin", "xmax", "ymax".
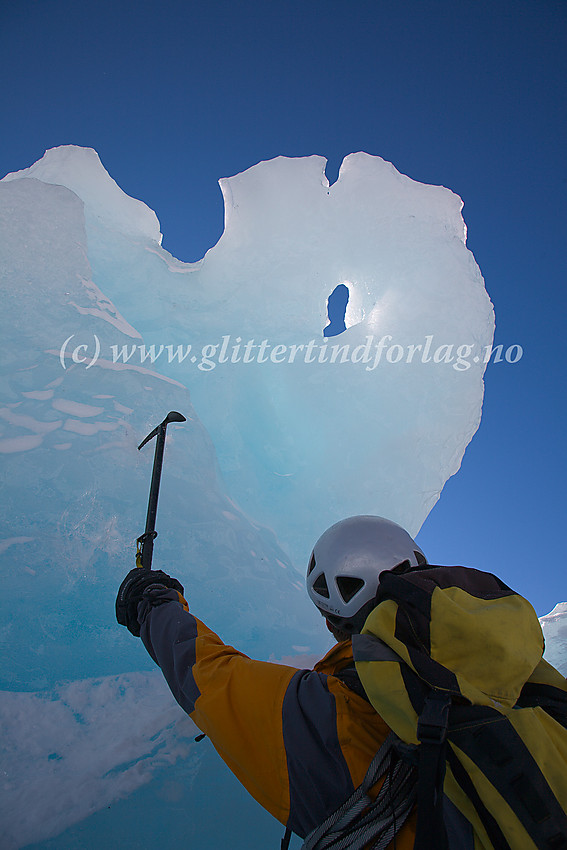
[
  {"xmin": 2, "ymin": 146, "xmax": 545, "ymax": 849},
  {"xmin": 3, "ymin": 146, "xmax": 496, "ymax": 566}
]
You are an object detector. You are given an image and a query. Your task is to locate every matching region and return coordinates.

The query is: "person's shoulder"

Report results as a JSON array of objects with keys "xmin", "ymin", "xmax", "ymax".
[{"xmin": 314, "ymin": 640, "xmax": 353, "ymax": 674}]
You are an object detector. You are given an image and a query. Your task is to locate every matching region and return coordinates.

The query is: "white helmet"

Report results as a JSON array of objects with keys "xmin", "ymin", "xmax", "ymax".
[{"xmin": 306, "ymin": 516, "xmax": 427, "ymax": 633}]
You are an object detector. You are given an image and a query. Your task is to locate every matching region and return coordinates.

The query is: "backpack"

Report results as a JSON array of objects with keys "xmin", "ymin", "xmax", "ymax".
[{"xmin": 301, "ymin": 565, "xmax": 567, "ymax": 850}]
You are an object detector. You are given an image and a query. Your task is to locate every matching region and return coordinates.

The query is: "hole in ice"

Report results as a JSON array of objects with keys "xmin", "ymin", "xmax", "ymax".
[
  {"xmin": 324, "ymin": 158, "xmax": 341, "ymax": 187},
  {"xmin": 324, "ymin": 284, "xmax": 349, "ymax": 337}
]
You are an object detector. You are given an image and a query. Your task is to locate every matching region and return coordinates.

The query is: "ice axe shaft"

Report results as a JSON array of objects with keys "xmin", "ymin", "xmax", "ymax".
[{"xmin": 137, "ymin": 411, "xmax": 186, "ymax": 569}]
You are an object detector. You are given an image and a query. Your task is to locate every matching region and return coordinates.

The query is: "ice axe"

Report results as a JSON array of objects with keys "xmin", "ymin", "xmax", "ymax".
[{"xmin": 136, "ymin": 411, "xmax": 186, "ymax": 570}]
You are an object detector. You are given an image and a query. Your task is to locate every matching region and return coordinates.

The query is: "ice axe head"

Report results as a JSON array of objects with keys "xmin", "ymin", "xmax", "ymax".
[
  {"xmin": 164, "ymin": 411, "xmax": 187, "ymax": 425},
  {"xmin": 138, "ymin": 411, "xmax": 187, "ymax": 450}
]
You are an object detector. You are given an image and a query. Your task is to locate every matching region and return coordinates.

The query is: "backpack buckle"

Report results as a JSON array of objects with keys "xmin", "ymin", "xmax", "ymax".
[{"xmin": 417, "ymin": 692, "xmax": 452, "ymax": 745}]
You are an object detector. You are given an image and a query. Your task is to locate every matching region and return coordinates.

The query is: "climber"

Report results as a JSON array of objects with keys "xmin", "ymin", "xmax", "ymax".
[
  {"xmin": 116, "ymin": 515, "xmax": 424, "ymax": 848},
  {"xmin": 117, "ymin": 513, "xmax": 567, "ymax": 849}
]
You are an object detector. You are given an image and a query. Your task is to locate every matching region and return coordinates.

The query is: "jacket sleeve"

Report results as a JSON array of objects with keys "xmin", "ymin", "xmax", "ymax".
[
  {"xmin": 138, "ymin": 589, "xmax": 299, "ymax": 825},
  {"xmin": 138, "ymin": 590, "xmax": 398, "ymax": 841}
]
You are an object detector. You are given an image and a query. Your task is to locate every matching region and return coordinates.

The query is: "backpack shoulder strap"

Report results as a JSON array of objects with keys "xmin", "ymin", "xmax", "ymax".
[{"xmin": 333, "ymin": 661, "xmax": 371, "ymax": 702}]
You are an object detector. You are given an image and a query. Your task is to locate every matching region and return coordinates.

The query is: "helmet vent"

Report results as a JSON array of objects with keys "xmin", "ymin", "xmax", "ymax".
[
  {"xmin": 336, "ymin": 576, "xmax": 365, "ymax": 603},
  {"xmin": 414, "ymin": 550, "xmax": 428, "ymax": 566},
  {"xmin": 307, "ymin": 554, "xmax": 316, "ymax": 576},
  {"xmin": 312, "ymin": 573, "xmax": 330, "ymax": 598}
]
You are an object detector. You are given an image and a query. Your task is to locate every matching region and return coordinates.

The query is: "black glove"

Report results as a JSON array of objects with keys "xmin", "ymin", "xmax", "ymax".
[{"xmin": 116, "ymin": 568, "xmax": 185, "ymax": 637}]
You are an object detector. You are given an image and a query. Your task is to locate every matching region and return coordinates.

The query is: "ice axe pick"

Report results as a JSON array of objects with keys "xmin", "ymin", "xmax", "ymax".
[{"xmin": 136, "ymin": 411, "xmax": 186, "ymax": 570}]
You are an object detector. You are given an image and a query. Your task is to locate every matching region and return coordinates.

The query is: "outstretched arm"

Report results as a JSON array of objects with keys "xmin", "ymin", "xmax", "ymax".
[{"xmin": 139, "ymin": 588, "xmax": 298, "ymax": 825}]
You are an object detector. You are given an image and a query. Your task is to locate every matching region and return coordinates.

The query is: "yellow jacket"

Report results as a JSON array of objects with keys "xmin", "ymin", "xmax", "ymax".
[{"xmin": 139, "ymin": 588, "xmax": 416, "ymax": 847}]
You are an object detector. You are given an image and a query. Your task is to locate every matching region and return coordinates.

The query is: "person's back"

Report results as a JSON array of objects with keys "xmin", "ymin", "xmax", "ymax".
[
  {"xmin": 116, "ymin": 515, "xmax": 567, "ymax": 849},
  {"xmin": 116, "ymin": 515, "xmax": 424, "ymax": 846}
]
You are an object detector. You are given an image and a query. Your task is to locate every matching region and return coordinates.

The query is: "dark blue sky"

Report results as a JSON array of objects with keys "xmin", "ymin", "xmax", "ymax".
[{"xmin": 1, "ymin": 0, "xmax": 565, "ymax": 614}]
